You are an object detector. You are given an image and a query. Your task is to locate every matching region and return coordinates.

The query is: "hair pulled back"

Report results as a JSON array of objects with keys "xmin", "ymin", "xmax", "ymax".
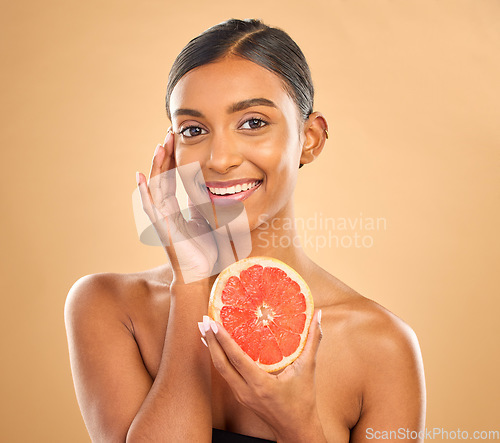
[{"xmin": 165, "ymin": 18, "xmax": 314, "ymax": 123}]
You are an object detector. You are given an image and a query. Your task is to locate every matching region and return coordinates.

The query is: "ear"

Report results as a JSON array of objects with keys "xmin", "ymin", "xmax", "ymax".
[{"xmin": 299, "ymin": 112, "xmax": 329, "ymax": 166}]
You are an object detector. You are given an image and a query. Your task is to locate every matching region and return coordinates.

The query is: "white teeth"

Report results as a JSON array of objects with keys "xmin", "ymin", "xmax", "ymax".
[{"xmin": 208, "ymin": 180, "xmax": 260, "ymax": 196}]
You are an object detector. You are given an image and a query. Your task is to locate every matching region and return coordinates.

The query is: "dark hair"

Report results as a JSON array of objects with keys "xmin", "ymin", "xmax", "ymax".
[{"xmin": 165, "ymin": 18, "xmax": 314, "ymax": 125}]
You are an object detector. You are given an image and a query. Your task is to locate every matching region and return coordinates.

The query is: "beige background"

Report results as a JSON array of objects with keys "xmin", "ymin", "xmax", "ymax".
[{"xmin": 1, "ymin": 0, "xmax": 499, "ymax": 441}]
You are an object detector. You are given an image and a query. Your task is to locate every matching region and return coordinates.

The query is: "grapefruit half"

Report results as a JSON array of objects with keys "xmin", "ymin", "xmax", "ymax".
[{"xmin": 208, "ymin": 256, "xmax": 314, "ymax": 372}]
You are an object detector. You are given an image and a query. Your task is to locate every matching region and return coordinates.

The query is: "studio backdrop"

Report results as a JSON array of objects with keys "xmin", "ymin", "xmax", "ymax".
[{"xmin": 1, "ymin": 0, "xmax": 498, "ymax": 441}]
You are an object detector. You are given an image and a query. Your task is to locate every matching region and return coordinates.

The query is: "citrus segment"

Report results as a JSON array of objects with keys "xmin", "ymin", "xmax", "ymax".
[
  {"xmin": 220, "ymin": 306, "xmax": 255, "ymax": 334},
  {"xmin": 273, "ymin": 313, "xmax": 306, "ymax": 333},
  {"xmin": 239, "ymin": 265, "xmax": 264, "ymax": 306},
  {"xmin": 259, "ymin": 328, "xmax": 283, "ymax": 365},
  {"xmin": 267, "ymin": 322, "xmax": 301, "ymax": 357},
  {"xmin": 209, "ymin": 256, "xmax": 314, "ymax": 372}
]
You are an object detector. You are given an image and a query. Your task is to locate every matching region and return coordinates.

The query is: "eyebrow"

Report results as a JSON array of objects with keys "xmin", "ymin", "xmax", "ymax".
[{"xmin": 172, "ymin": 98, "xmax": 277, "ymax": 119}]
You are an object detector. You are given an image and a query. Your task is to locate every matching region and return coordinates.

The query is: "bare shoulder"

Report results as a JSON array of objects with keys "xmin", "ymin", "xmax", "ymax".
[
  {"xmin": 330, "ymin": 292, "xmax": 420, "ymax": 362},
  {"xmin": 64, "ymin": 267, "xmax": 174, "ymax": 414},
  {"xmin": 64, "ymin": 265, "xmax": 173, "ymax": 336},
  {"xmin": 311, "ymin": 264, "xmax": 422, "ymax": 364},
  {"xmin": 63, "ymin": 267, "xmax": 173, "ymax": 441},
  {"xmin": 311, "ymin": 265, "xmax": 426, "ymax": 433}
]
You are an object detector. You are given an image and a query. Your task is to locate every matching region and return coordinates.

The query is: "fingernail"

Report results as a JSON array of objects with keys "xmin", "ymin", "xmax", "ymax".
[
  {"xmin": 210, "ymin": 320, "xmax": 218, "ymax": 334},
  {"xmin": 164, "ymin": 131, "xmax": 172, "ymax": 145},
  {"xmin": 154, "ymin": 144, "xmax": 162, "ymax": 157},
  {"xmin": 198, "ymin": 322, "xmax": 206, "ymax": 337},
  {"xmin": 318, "ymin": 309, "xmax": 322, "ymax": 325},
  {"xmin": 203, "ymin": 315, "xmax": 211, "ymax": 333},
  {"xmin": 136, "ymin": 171, "xmax": 140, "ymax": 185},
  {"xmin": 201, "ymin": 337, "xmax": 208, "ymax": 348}
]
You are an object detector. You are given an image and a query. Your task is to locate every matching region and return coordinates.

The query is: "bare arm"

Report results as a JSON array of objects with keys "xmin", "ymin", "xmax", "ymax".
[
  {"xmin": 65, "ymin": 274, "xmax": 212, "ymax": 442},
  {"xmin": 126, "ymin": 281, "xmax": 212, "ymax": 441},
  {"xmin": 350, "ymin": 314, "xmax": 426, "ymax": 443},
  {"xmin": 65, "ymin": 130, "xmax": 231, "ymax": 441}
]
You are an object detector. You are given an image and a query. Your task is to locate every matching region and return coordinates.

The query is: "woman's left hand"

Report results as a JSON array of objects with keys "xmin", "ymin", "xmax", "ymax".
[{"xmin": 200, "ymin": 310, "xmax": 327, "ymax": 442}]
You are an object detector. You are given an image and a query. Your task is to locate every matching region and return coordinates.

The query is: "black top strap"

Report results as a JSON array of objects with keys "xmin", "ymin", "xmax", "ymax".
[{"xmin": 212, "ymin": 428, "xmax": 276, "ymax": 442}]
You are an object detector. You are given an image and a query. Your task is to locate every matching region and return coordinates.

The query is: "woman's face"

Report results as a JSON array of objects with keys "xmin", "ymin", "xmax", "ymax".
[{"xmin": 169, "ymin": 56, "xmax": 305, "ymax": 230}]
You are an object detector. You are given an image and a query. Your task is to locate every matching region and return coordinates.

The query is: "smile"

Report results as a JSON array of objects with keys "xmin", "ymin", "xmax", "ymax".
[
  {"xmin": 204, "ymin": 179, "xmax": 263, "ymax": 203},
  {"xmin": 208, "ymin": 180, "xmax": 261, "ymax": 196}
]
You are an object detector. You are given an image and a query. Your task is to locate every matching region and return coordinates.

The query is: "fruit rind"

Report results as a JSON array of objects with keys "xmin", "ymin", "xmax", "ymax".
[{"xmin": 208, "ymin": 256, "xmax": 314, "ymax": 373}]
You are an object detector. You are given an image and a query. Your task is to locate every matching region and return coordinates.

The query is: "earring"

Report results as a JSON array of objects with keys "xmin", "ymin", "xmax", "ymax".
[{"xmin": 324, "ymin": 128, "xmax": 329, "ymax": 139}]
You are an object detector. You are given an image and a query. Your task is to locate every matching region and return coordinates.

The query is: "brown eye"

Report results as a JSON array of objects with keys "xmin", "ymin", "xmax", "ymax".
[
  {"xmin": 179, "ymin": 126, "xmax": 208, "ymax": 137},
  {"xmin": 241, "ymin": 118, "xmax": 267, "ymax": 130}
]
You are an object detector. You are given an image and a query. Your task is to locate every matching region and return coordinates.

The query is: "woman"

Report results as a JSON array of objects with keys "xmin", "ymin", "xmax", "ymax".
[{"xmin": 65, "ymin": 18, "xmax": 426, "ymax": 442}]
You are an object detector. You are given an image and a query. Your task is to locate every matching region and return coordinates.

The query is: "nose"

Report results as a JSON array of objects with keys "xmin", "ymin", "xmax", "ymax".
[{"xmin": 205, "ymin": 133, "xmax": 243, "ymax": 174}]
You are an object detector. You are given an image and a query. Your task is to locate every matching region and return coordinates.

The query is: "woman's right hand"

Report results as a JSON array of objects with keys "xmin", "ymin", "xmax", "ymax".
[{"xmin": 136, "ymin": 129, "xmax": 219, "ymax": 284}]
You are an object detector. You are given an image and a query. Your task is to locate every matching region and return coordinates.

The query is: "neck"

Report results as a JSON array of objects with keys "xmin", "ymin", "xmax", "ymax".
[{"xmin": 243, "ymin": 202, "xmax": 311, "ymax": 274}]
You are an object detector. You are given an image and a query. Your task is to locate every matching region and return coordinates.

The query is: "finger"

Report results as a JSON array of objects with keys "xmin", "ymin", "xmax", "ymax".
[
  {"xmin": 206, "ymin": 318, "xmax": 268, "ymax": 386},
  {"xmin": 137, "ymin": 170, "xmax": 175, "ymax": 249},
  {"xmin": 202, "ymin": 318, "xmax": 249, "ymax": 393},
  {"xmin": 159, "ymin": 130, "xmax": 177, "ymax": 201},
  {"xmin": 293, "ymin": 309, "xmax": 323, "ymax": 372},
  {"xmin": 156, "ymin": 132, "xmax": 183, "ymax": 220},
  {"xmin": 137, "ymin": 167, "xmax": 156, "ymax": 211},
  {"xmin": 148, "ymin": 129, "xmax": 177, "ymax": 207},
  {"xmin": 148, "ymin": 143, "xmax": 167, "ymax": 209},
  {"xmin": 144, "ymin": 132, "xmax": 183, "ymax": 230},
  {"xmin": 136, "ymin": 171, "xmax": 157, "ymax": 222}
]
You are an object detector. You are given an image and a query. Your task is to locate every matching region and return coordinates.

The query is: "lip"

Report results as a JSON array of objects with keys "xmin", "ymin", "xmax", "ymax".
[{"xmin": 206, "ymin": 179, "xmax": 263, "ymax": 203}]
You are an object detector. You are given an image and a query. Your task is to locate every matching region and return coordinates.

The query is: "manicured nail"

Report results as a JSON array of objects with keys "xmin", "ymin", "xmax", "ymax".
[
  {"xmin": 164, "ymin": 131, "xmax": 172, "ymax": 145},
  {"xmin": 136, "ymin": 171, "xmax": 140, "ymax": 185},
  {"xmin": 201, "ymin": 337, "xmax": 208, "ymax": 348},
  {"xmin": 203, "ymin": 315, "xmax": 211, "ymax": 333},
  {"xmin": 318, "ymin": 309, "xmax": 322, "ymax": 325},
  {"xmin": 210, "ymin": 320, "xmax": 218, "ymax": 334},
  {"xmin": 154, "ymin": 144, "xmax": 162, "ymax": 157},
  {"xmin": 198, "ymin": 322, "xmax": 206, "ymax": 337}
]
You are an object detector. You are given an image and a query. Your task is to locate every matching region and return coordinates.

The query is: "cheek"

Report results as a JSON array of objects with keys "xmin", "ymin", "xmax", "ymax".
[
  {"xmin": 252, "ymin": 133, "xmax": 300, "ymax": 175},
  {"xmin": 174, "ymin": 143, "xmax": 199, "ymax": 167}
]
